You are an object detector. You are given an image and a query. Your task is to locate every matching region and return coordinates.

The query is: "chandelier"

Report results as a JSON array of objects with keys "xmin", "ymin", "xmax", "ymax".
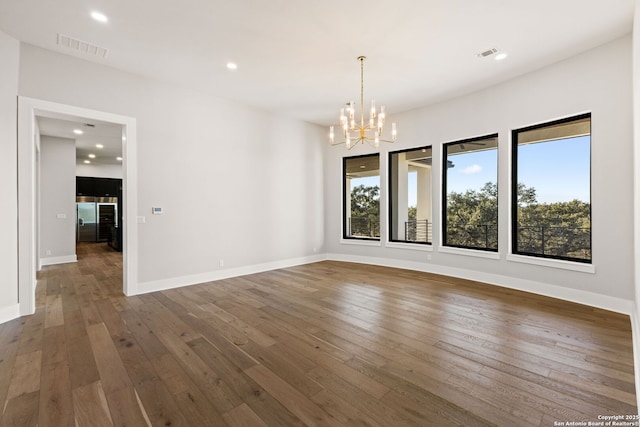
[{"xmin": 330, "ymin": 56, "xmax": 397, "ymax": 150}]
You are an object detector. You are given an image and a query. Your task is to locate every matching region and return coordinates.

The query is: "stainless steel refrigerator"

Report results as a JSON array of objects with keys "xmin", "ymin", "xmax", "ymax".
[{"xmin": 76, "ymin": 196, "xmax": 118, "ymax": 243}]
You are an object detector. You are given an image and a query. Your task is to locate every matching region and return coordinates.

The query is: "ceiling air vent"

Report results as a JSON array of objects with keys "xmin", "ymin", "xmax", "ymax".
[
  {"xmin": 477, "ymin": 48, "xmax": 498, "ymax": 58},
  {"xmin": 57, "ymin": 33, "xmax": 108, "ymax": 58}
]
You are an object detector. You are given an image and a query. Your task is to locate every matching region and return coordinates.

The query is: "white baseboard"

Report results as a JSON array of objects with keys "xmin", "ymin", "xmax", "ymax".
[
  {"xmin": 326, "ymin": 253, "xmax": 633, "ymax": 315},
  {"xmin": 137, "ymin": 254, "xmax": 327, "ymax": 295},
  {"xmin": 39, "ymin": 255, "xmax": 77, "ymax": 268},
  {"xmin": 138, "ymin": 251, "xmax": 632, "ymax": 315},
  {"xmin": 0, "ymin": 304, "xmax": 20, "ymax": 324}
]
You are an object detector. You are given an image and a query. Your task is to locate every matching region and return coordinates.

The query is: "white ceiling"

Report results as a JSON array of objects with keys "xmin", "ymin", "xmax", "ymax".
[
  {"xmin": 37, "ymin": 116, "xmax": 123, "ymax": 167},
  {"xmin": 0, "ymin": 1, "xmax": 634, "ymax": 126}
]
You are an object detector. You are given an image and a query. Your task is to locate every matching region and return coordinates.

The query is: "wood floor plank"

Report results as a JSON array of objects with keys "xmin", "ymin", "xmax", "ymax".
[
  {"xmin": 119, "ymin": 309, "xmax": 170, "ymax": 360},
  {"xmin": 135, "ymin": 293, "xmax": 199, "ymax": 342},
  {"xmin": 310, "ymin": 388, "xmax": 385, "ymax": 427},
  {"xmin": 41, "ymin": 324, "xmax": 66, "ymax": 366},
  {"xmin": 304, "ymin": 364, "xmax": 417, "ymax": 427},
  {"xmin": 1, "ymin": 390, "xmax": 39, "ymax": 427},
  {"xmin": 72, "ymin": 381, "xmax": 113, "ymax": 427},
  {"xmin": 94, "ymin": 298, "xmax": 125, "ymax": 338},
  {"xmin": 0, "ymin": 317, "xmax": 25, "ymax": 407},
  {"xmin": 39, "ymin": 360, "xmax": 73, "ymax": 427},
  {"xmin": 155, "ymin": 327, "xmax": 243, "ymax": 413},
  {"xmin": 79, "ymin": 292, "xmax": 103, "ymax": 328},
  {"xmin": 66, "ymin": 333, "xmax": 100, "ymax": 389},
  {"xmin": 16, "ymin": 309, "xmax": 43, "ymax": 356},
  {"xmin": 151, "ymin": 353, "xmax": 230, "ymax": 426},
  {"xmin": 152, "ymin": 292, "xmax": 260, "ymax": 371},
  {"xmin": 44, "ymin": 294, "xmax": 64, "ymax": 328},
  {"xmin": 6, "ymin": 351, "xmax": 42, "ymax": 400},
  {"xmin": 105, "ymin": 386, "xmax": 151, "ymax": 427},
  {"xmin": 245, "ymin": 364, "xmax": 341, "ymax": 427},
  {"xmin": 222, "ymin": 403, "xmax": 270, "ymax": 427},
  {"xmin": 186, "ymin": 337, "xmax": 305, "ymax": 427},
  {"xmin": 135, "ymin": 378, "xmax": 191, "ymax": 427},
  {"xmin": 86, "ymin": 322, "xmax": 132, "ymax": 394}
]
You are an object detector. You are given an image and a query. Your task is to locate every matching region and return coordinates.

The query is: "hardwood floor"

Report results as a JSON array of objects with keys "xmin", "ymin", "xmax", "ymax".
[{"xmin": 0, "ymin": 243, "xmax": 636, "ymax": 426}]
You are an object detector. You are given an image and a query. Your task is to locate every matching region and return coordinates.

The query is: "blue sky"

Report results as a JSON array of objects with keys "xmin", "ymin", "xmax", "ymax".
[
  {"xmin": 349, "ymin": 135, "xmax": 590, "ymax": 206},
  {"xmin": 446, "ymin": 149, "xmax": 497, "ymax": 197},
  {"xmin": 446, "ymin": 135, "xmax": 590, "ymax": 204},
  {"xmin": 517, "ymin": 136, "xmax": 590, "ymax": 203}
]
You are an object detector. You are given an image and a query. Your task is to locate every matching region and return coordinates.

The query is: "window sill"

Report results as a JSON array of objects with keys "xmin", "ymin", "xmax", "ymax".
[
  {"xmin": 385, "ymin": 242, "xmax": 434, "ymax": 252},
  {"xmin": 340, "ymin": 238, "xmax": 382, "ymax": 247},
  {"xmin": 438, "ymin": 246, "xmax": 500, "ymax": 260},
  {"xmin": 506, "ymin": 254, "xmax": 595, "ymax": 274}
]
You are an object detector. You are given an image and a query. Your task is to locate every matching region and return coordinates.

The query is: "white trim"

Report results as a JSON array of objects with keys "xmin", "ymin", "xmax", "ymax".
[
  {"xmin": 40, "ymin": 255, "xmax": 77, "ymax": 268},
  {"xmin": 506, "ymin": 253, "xmax": 595, "ymax": 274},
  {"xmin": 511, "ymin": 110, "xmax": 592, "ymax": 135},
  {"xmin": 0, "ymin": 304, "xmax": 20, "ymax": 325},
  {"xmin": 385, "ymin": 241, "xmax": 434, "ymax": 252},
  {"xmin": 438, "ymin": 245, "xmax": 501, "ymax": 260},
  {"xmin": 630, "ymin": 304, "xmax": 640, "ymax": 413},
  {"xmin": 340, "ymin": 239, "xmax": 382, "ymax": 247},
  {"xmin": 326, "ymin": 253, "xmax": 632, "ymax": 315},
  {"xmin": 18, "ymin": 97, "xmax": 138, "ymax": 316},
  {"xmin": 137, "ymin": 254, "xmax": 327, "ymax": 295}
]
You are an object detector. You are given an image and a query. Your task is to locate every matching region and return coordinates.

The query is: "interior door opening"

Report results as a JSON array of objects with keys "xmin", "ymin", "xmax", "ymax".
[{"xmin": 18, "ymin": 97, "xmax": 138, "ymax": 316}]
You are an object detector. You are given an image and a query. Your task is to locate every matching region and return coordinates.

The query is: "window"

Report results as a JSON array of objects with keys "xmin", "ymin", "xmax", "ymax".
[
  {"xmin": 442, "ymin": 134, "xmax": 499, "ymax": 251},
  {"xmin": 512, "ymin": 114, "xmax": 591, "ymax": 263},
  {"xmin": 389, "ymin": 146, "xmax": 433, "ymax": 244},
  {"xmin": 343, "ymin": 154, "xmax": 380, "ymax": 240}
]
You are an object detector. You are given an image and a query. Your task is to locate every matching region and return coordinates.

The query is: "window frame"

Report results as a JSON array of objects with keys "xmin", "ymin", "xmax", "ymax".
[
  {"xmin": 342, "ymin": 153, "xmax": 381, "ymax": 241},
  {"xmin": 510, "ymin": 113, "xmax": 592, "ymax": 264},
  {"xmin": 441, "ymin": 133, "xmax": 499, "ymax": 252},
  {"xmin": 388, "ymin": 145, "xmax": 433, "ymax": 245}
]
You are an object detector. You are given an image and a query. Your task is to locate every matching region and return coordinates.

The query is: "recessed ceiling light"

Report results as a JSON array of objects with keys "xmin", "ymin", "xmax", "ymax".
[
  {"xmin": 116, "ymin": 157, "xmax": 123, "ymax": 161},
  {"xmin": 360, "ymin": 165, "xmax": 366, "ymax": 169},
  {"xmin": 73, "ymin": 129, "xmax": 83, "ymax": 135},
  {"xmin": 96, "ymin": 144, "xmax": 104, "ymax": 148},
  {"xmin": 226, "ymin": 62, "xmax": 238, "ymax": 70},
  {"xmin": 91, "ymin": 11, "xmax": 108, "ymax": 23},
  {"xmin": 495, "ymin": 53, "xmax": 508, "ymax": 61},
  {"xmin": 88, "ymin": 154, "xmax": 96, "ymax": 158},
  {"xmin": 84, "ymin": 160, "xmax": 91, "ymax": 164}
]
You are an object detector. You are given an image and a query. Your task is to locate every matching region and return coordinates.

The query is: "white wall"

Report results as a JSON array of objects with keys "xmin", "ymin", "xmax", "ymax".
[
  {"xmin": 76, "ymin": 163, "xmax": 123, "ymax": 179},
  {"xmin": 18, "ymin": 43, "xmax": 325, "ymax": 289},
  {"xmin": 0, "ymin": 30, "xmax": 20, "ymax": 321},
  {"xmin": 325, "ymin": 35, "xmax": 634, "ymax": 310},
  {"xmin": 39, "ymin": 136, "xmax": 76, "ymax": 266}
]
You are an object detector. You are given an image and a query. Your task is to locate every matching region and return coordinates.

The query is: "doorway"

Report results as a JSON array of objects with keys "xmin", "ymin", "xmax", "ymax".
[{"xmin": 18, "ymin": 97, "xmax": 138, "ymax": 316}]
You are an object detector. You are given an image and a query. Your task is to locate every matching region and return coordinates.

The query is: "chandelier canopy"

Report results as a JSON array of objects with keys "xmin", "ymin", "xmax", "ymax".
[{"xmin": 329, "ymin": 56, "xmax": 397, "ymax": 150}]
